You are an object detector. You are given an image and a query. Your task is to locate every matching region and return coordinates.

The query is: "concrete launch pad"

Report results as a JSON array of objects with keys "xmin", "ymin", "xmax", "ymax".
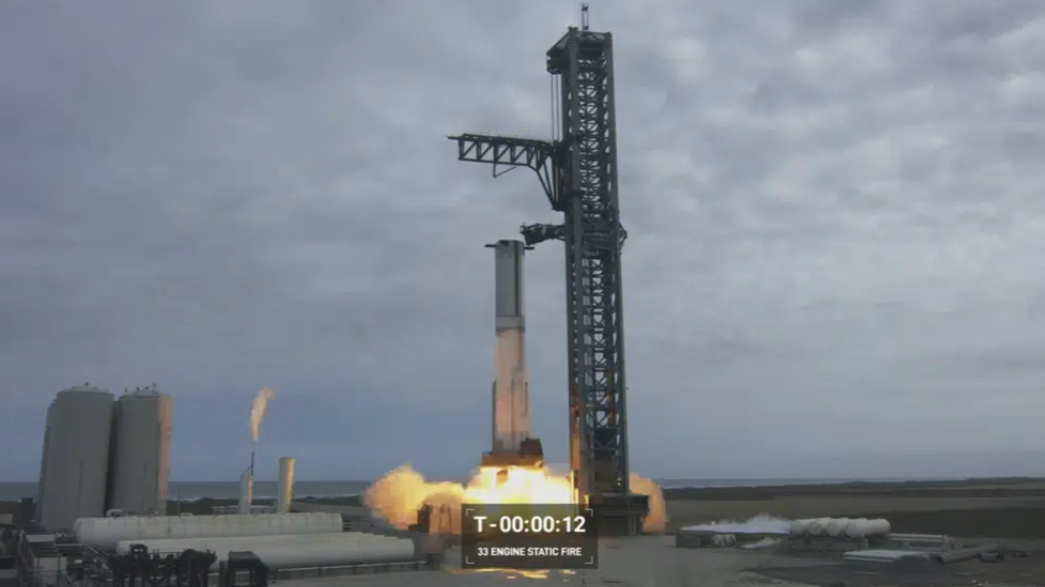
[
  {"xmin": 266, "ymin": 534, "xmax": 1045, "ymax": 587},
  {"xmin": 268, "ymin": 536, "xmax": 831, "ymax": 586}
]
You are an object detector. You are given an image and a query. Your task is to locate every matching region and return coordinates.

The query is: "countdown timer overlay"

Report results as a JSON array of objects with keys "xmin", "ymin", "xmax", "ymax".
[{"xmin": 460, "ymin": 503, "xmax": 598, "ymax": 570}]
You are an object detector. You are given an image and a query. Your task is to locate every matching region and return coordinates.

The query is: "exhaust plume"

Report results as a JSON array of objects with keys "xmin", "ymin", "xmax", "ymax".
[
  {"xmin": 365, "ymin": 465, "xmax": 469, "ymax": 533},
  {"xmin": 684, "ymin": 514, "xmax": 792, "ymax": 535},
  {"xmin": 250, "ymin": 387, "xmax": 275, "ymax": 442},
  {"xmin": 364, "ymin": 464, "xmax": 668, "ymax": 535},
  {"xmin": 629, "ymin": 473, "xmax": 668, "ymax": 533}
]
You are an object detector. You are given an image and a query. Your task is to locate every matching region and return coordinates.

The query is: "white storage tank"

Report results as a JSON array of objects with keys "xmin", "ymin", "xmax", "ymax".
[
  {"xmin": 74, "ymin": 512, "xmax": 343, "ymax": 550},
  {"xmin": 37, "ymin": 385, "xmax": 115, "ymax": 531},
  {"xmin": 276, "ymin": 457, "xmax": 295, "ymax": 514},
  {"xmin": 116, "ymin": 532, "xmax": 417, "ymax": 569},
  {"xmin": 108, "ymin": 386, "xmax": 174, "ymax": 515}
]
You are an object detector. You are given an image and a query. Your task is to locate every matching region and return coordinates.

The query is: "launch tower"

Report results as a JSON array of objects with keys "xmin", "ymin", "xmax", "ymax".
[{"xmin": 450, "ymin": 7, "xmax": 647, "ymax": 534}]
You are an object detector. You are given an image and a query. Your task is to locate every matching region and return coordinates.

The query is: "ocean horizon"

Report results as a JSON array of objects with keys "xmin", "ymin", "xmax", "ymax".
[{"xmin": 0, "ymin": 476, "xmax": 971, "ymax": 502}]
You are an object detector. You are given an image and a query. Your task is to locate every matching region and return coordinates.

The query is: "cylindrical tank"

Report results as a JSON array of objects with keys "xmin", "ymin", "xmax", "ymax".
[
  {"xmin": 37, "ymin": 385, "xmax": 115, "ymax": 531},
  {"xmin": 115, "ymin": 532, "xmax": 416, "ymax": 569},
  {"xmin": 108, "ymin": 386, "xmax": 174, "ymax": 515},
  {"xmin": 74, "ymin": 512, "xmax": 343, "ymax": 550},
  {"xmin": 238, "ymin": 468, "xmax": 253, "ymax": 514},
  {"xmin": 277, "ymin": 457, "xmax": 295, "ymax": 513}
]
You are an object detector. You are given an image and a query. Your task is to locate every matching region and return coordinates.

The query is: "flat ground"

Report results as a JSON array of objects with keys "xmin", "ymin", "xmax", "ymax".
[
  {"xmin": 6, "ymin": 477, "xmax": 1043, "ymax": 538},
  {"xmin": 3, "ymin": 477, "xmax": 1045, "ymax": 540},
  {"xmin": 264, "ymin": 536, "xmax": 1045, "ymax": 587},
  {"xmin": 5, "ymin": 478, "xmax": 1045, "ymax": 586},
  {"xmin": 270, "ymin": 537, "xmax": 835, "ymax": 587},
  {"xmin": 660, "ymin": 477, "xmax": 1045, "ymax": 539}
]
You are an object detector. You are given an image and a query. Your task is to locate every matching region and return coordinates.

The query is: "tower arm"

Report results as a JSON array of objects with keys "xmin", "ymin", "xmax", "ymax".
[
  {"xmin": 448, "ymin": 134, "xmax": 561, "ymax": 211},
  {"xmin": 520, "ymin": 223, "xmax": 565, "ymax": 246},
  {"xmin": 521, "ymin": 222, "xmax": 628, "ymax": 248}
]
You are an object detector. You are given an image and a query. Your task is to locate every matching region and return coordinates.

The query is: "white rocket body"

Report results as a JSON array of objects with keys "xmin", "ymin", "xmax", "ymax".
[{"xmin": 492, "ymin": 240, "xmax": 530, "ymax": 452}]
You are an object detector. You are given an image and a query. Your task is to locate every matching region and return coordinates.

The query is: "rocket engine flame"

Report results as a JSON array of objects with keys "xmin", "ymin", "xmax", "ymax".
[
  {"xmin": 630, "ymin": 472, "xmax": 668, "ymax": 533},
  {"xmin": 364, "ymin": 464, "xmax": 667, "ymax": 534},
  {"xmin": 250, "ymin": 387, "xmax": 275, "ymax": 442}
]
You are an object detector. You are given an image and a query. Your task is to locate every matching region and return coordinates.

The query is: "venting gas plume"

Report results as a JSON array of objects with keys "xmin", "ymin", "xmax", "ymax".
[
  {"xmin": 683, "ymin": 514, "xmax": 792, "ymax": 535},
  {"xmin": 250, "ymin": 387, "xmax": 275, "ymax": 442},
  {"xmin": 629, "ymin": 473, "xmax": 668, "ymax": 533},
  {"xmin": 364, "ymin": 464, "xmax": 667, "ymax": 534}
]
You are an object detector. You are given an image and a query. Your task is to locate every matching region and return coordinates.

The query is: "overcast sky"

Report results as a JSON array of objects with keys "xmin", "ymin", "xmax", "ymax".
[{"xmin": 3, "ymin": 0, "xmax": 1045, "ymax": 483}]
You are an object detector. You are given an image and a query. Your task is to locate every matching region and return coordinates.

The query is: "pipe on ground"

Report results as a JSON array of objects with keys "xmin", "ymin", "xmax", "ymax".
[{"xmin": 930, "ymin": 544, "xmax": 999, "ymax": 565}]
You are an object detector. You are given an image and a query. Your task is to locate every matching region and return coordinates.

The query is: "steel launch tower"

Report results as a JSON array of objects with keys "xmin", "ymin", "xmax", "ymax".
[{"xmin": 450, "ymin": 7, "xmax": 648, "ymax": 535}]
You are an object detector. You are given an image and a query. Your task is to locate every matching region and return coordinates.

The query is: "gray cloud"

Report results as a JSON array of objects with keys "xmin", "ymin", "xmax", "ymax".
[{"xmin": 2, "ymin": 0, "xmax": 1045, "ymax": 482}]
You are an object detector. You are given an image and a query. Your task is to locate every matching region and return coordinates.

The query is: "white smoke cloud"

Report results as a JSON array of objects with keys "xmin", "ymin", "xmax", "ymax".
[
  {"xmin": 250, "ymin": 387, "xmax": 275, "ymax": 442},
  {"xmin": 681, "ymin": 513, "xmax": 791, "ymax": 535}
]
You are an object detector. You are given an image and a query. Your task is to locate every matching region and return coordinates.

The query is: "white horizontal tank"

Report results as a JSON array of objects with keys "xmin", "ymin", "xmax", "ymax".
[
  {"xmin": 116, "ymin": 532, "xmax": 416, "ymax": 569},
  {"xmin": 74, "ymin": 512, "xmax": 342, "ymax": 550}
]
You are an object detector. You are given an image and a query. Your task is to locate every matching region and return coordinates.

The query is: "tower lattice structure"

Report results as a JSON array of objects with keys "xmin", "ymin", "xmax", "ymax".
[{"xmin": 450, "ymin": 10, "xmax": 648, "ymax": 535}]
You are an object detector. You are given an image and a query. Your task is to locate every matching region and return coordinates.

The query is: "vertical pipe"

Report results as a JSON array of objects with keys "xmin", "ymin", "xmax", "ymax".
[
  {"xmin": 277, "ymin": 457, "xmax": 295, "ymax": 513},
  {"xmin": 238, "ymin": 465, "xmax": 253, "ymax": 514}
]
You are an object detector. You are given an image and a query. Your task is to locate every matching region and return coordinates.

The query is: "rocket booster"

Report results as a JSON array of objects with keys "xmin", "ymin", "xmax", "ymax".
[{"xmin": 490, "ymin": 240, "xmax": 530, "ymax": 452}]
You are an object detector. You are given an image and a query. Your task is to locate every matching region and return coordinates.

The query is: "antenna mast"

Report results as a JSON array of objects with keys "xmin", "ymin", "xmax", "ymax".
[{"xmin": 581, "ymin": 4, "xmax": 589, "ymax": 30}]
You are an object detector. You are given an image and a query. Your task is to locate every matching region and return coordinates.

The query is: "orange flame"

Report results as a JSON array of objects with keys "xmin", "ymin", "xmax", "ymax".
[{"xmin": 364, "ymin": 464, "xmax": 667, "ymax": 534}]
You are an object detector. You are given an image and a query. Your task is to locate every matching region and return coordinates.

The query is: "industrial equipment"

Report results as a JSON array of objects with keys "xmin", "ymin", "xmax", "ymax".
[
  {"xmin": 276, "ymin": 457, "xmax": 294, "ymax": 514},
  {"xmin": 449, "ymin": 6, "xmax": 648, "ymax": 534},
  {"xmin": 108, "ymin": 385, "xmax": 174, "ymax": 516},
  {"xmin": 117, "ymin": 534, "xmax": 418, "ymax": 570},
  {"xmin": 218, "ymin": 552, "xmax": 268, "ymax": 587},
  {"xmin": 37, "ymin": 385, "xmax": 116, "ymax": 530},
  {"xmin": 109, "ymin": 545, "xmax": 215, "ymax": 587},
  {"xmin": 76, "ymin": 512, "xmax": 343, "ymax": 550}
]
